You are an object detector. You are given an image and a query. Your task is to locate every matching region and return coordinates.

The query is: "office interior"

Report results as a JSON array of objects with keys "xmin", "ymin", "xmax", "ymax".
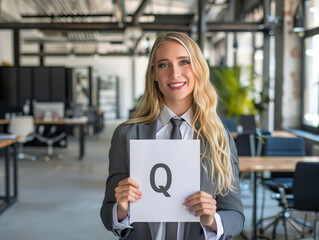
[{"xmin": 0, "ymin": 0, "xmax": 319, "ymax": 239}]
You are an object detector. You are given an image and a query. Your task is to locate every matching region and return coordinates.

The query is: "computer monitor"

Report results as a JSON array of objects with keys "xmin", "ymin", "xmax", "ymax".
[{"xmin": 33, "ymin": 102, "xmax": 65, "ymax": 121}]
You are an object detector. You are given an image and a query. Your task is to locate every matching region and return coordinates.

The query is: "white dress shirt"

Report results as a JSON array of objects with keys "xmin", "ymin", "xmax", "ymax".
[{"xmin": 112, "ymin": 105, "xmax": 224, "ymax": 240}]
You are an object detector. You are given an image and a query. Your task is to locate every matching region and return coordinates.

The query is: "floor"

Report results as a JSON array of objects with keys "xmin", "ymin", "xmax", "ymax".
[{"xmin": 0, "ymin": 120, "xmax": 317, "ymax": 240}]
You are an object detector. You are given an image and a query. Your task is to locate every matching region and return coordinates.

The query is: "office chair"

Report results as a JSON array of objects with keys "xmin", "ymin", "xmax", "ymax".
[
  {"xmin": 236, "ymin": 115, "xmax": 263, "ymax": 192},
  {"xmin": 222, "ymin": 118, "xmax": 238, "ymax": 132},
  {"xmin": 258, "ymin": 137, "xmax": 309, "ymax": 239},
  {"xmin": 85, "ymin": 106, "xmax": 103, "ymax": 136},
  {"xmin": 36, "ymin": 125, "xmax": 66, "ymax": 161},
  {"xmin": 240, "ymin": 114, "xmax": 256, "ymax": 134},
  {"xmin": 270, "ymin": 162, "xmax": 319, "ymax": 240},
  {"xmin": 8, "ymin": 116, "xmax": 37, "ymax": 161},
  {"xmin": 236, "ymin": 115, "xmax": 257, "ymax": 191}
]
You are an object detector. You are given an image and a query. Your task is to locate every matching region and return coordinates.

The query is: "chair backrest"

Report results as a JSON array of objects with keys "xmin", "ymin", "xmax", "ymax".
[
  {"xmin": 292, "ymin": 162, "xmax": 319, "ymax": 212},
  {"xmin": 264, "ymin": 136, "xmax": 305, "ymax": 178},
  {"xmin": 222, "ymin": 118, "xmax": 238, "ymax": 132},
  {"xmin": 240, "ymin": 115, "xmax": 256, "ymax": 134},
  {"xmin": 235, "ymin": 133, "xmax": 254, "ymax": 156},
  {"xmin": 9, "ymin": 116, "xmax": 35, "ymax": 142},
  {"xmin": 264, "ymin": 137, "xmax": 305, "ymax": 156}
]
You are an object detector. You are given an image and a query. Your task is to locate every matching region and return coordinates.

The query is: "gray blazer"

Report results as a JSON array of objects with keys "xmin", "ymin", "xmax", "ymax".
[{"xmin": 100, "ymin": 120, "xmax": 244, "ymax": 240}]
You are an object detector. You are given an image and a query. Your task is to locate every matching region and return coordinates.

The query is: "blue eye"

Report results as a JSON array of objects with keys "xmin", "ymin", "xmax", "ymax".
[
  {"xmin": 181, "ymin": 60, "xmax": 190, "ymax": 65},
  {"xmin": 158, "ymin": 63, "xmax": 168, "ymax": 68}
]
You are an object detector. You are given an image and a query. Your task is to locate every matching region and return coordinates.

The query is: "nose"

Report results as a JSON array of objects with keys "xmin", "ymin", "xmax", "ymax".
[{"xmin": 170, "ymin": 64, "xmax": 181, "ymax": 79}]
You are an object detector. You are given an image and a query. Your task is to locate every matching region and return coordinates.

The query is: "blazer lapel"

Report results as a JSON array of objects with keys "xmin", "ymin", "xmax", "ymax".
[{"xmin": 137, "ymin": 120, "xmax": 157, "ymax": 139}]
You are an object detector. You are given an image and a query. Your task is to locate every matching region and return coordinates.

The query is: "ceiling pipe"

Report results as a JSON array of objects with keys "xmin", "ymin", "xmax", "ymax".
[
  {"xmin": 0, "ymin": 21, "xmax": 265, "ymax": 32},
  {"xmin": 132, "ymin": 0, "xmax": 150, "ymax": 25}
]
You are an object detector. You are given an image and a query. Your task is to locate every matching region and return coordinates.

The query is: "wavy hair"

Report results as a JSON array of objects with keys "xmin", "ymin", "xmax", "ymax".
[{"xmin": 126, "ymin": 32, "xmax": 235, "ymax": 195}]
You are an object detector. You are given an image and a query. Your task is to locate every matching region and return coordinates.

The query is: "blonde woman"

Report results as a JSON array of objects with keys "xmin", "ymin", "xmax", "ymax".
[{"xmin": 101, "ymin": 32, "xmax": 244, "ymax": 240}]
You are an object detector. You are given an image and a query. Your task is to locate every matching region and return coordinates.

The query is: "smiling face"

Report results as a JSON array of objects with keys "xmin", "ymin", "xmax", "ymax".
[{"xmin": 154, "ymin": 40, "xmax": 196, "ymax": 114}]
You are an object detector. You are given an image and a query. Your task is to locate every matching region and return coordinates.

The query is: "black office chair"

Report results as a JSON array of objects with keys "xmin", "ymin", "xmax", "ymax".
[
  {"xmin": 36, "ymin": 125, "xmax": 66, "ymax": 161},
  {"xmin": 258, "ymin": 137, "xmax": 309, "ymax": 239},
  {"xmin": 270, "ymin": 162, "xmax": 319, "ymax": 240},
  {"xmin": 240, "ymin": 114, "xmax": 256, "ymax": 134},
  {"xmin": 236, "ymin": 115, "xmax": 259, "ymax": 192}
]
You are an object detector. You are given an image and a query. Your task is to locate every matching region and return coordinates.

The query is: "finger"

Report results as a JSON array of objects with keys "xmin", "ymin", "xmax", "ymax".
[
  {"xmin": 115, "ymin": 188, "xmax": 142, "ymax": 201},
  {"xmin": 118, "ymin": 195, "xmax": 140, "ymax": 204},
  {"xmin": 189, "ymin": 203, "xmax": 216, "ymax": 213},
  {"xmin": 116, "ymin": 192, "xmax": 141, "ymax": 204},
  {"xmin": 115, "ymin": 185, "xmax": 143, "ymax": 196},
  {"xmin": 118, "ymin": 177, "xmax": 140, "ymax": 188},
  {"xmin": 187, "ymin": 191, "xmax": 213, "ymax": 201},
  {"xmin": 185, "ymin": 196, "xmax": 216, "ymax": 207}
]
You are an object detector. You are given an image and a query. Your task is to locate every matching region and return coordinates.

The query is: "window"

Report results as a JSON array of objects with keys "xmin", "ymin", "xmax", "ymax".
[{"xmin": 302, "ymin": 1, "xmax": 319, "ymax": 132}]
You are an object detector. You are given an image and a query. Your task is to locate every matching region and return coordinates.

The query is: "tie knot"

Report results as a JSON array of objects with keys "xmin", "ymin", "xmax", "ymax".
[{"xmin": 170, "ymin": 118, "xmax": 184, "ymax": 127}]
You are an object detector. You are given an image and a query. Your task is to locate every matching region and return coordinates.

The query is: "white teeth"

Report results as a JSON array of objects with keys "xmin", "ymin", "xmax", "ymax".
[{"xmin": 169, "ymin": 83, "xmax": 184, "ymax": 87}]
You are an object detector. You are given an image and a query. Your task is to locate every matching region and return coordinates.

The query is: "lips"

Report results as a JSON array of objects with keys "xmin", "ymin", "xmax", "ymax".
[{"xmin": 167, "ymin": 82, "xmax": 186, "ymax": 89}]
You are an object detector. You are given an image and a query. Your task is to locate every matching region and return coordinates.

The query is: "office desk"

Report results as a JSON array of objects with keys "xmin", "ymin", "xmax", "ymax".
[
  {"xmin": 230, "ymin": 130, "xmax": 297, "ymax": 139},
  {"xmin": 239, "ymin": 156, "xmax": 319, "ymax": 240},
  {"xmin": 0, "ymin": 137, "xmax": 20, "ymax": 215},
  {"xmin": 0, "ymin": 118, "xmax": 88, "ymax": 160}
]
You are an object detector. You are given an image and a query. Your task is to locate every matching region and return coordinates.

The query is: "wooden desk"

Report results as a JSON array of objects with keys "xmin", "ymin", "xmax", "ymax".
[
  {"xmin": 271, "ymin": 131, "xmax": 297, "ymax": 138},
  {"xmin": 0, "ymin": 137, "xmax": 20, "ymax": 215},
  {"xmin": 230, "ymin": 130, "xmax": 297, "ymax": 139},
  {"xmin": 0, "ymin": 118, "xmax": 88, "ymax": 160},
  {"xmin": 239, "ymin": 156, "xmax": 319, "ymax": 240}
]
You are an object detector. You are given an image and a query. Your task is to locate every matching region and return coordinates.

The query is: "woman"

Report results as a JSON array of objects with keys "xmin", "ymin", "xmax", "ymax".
[{"xmin": 100, "ymin": 32, "xmax": 244, "ymax": 240}]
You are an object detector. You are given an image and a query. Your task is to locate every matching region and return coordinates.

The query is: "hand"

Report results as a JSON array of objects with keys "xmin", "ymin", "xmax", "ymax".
[
  {"xmin": 115, "ymin": 177, "xmax": 142, "ymax": 221},
  {"xmin": 185, "ymin": 191, "xmax": 217, "ymax": 231}
]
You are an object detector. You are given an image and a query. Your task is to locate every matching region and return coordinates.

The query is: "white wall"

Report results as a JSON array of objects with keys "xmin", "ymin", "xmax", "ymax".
[
  {"xmin": 0, "ymin": 30, "xmax": 13, "ymax": 64},
  {"xmin": 134, "ymin": 56, "xmax": 148, "ymax": 100}
]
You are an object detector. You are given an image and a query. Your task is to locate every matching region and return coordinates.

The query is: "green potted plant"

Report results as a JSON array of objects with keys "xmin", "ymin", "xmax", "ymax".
[{"xmin": 210, "ymin": 65, "xmax": 269, "ymax": 120}]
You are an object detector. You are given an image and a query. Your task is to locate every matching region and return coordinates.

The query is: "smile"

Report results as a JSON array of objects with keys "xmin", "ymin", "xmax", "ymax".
[{"xmin": 167, "ymin": 82, "xmax": 186, "ymax": 89}]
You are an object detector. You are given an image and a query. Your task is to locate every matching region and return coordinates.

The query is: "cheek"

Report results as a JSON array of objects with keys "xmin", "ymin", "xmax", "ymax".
[
  {"xmin": 155, "ymin": 71, "xmax": 166, "ymax": 83},
  {"xmin": 188, "ymin": 72, "xmax": 196, "ymax": 86}
]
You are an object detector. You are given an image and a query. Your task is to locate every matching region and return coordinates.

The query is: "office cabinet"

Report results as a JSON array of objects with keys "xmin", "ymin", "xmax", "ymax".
[
  {"xmin": 0, "ymin": 66, "xmax": 73, "ymax": 117},
  {"xmin": 18, "ymin": 67, "xmax": 32, "ymax": 106},
  {"xmin": 0, "ymin": 67, "xmax": 18, "ymax": 113},
  {"xmin": 33, "ymin": 67, "xmax": 50, "ymax": 101},
  {"xmin": 51, "ymin": 67, "xmax": 66, "ymax": 102}
]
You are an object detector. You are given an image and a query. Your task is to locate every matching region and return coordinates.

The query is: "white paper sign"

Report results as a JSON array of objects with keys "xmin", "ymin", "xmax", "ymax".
[{"xmin": 130, "ymin": 139, "xmax": 200, "ymax": 222}]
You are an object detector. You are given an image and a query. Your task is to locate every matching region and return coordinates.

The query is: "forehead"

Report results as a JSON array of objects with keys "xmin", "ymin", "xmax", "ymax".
[{"xmin": 155, "ymin": 40, "xmax": 189, "ymax": 60}]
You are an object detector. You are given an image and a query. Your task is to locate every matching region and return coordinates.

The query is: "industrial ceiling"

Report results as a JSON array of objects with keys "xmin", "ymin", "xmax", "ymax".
[{"xmin": 0, "ymin": 0, "xmax": 264, "ymax": 56}]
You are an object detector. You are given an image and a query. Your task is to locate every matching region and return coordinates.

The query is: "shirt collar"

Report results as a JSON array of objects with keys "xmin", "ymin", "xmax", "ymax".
[{"xmin": 159, "ymin": 104, "xmax": 193, "ymax": 128}]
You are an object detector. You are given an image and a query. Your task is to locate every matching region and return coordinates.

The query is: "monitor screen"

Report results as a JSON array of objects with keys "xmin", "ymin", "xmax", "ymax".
[{"xmin": 33, "ymin": 102, "xmax": 65, "ymax": 120}]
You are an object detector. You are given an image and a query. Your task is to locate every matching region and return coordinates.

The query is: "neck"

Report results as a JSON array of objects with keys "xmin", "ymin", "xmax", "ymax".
[{"xmin": 165, "ymin": 101, "xmax": 192, "ymax": 117}]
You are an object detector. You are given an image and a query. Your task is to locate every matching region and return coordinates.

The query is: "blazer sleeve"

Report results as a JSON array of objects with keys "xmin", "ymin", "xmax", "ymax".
[
  {"xmin": 216, "ymin": 130, "xmax": 245, "ymax": 239},
  {"xmin": 100, "ymin": 125, "xmax": 132, "ymax": 238}
]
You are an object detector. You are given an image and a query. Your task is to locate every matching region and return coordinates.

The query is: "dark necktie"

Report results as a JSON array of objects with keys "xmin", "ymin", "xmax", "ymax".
[
  {"xmin": 166, "ymin": 118, "xmax": 184, "ymax": 240},
  {"xmin": 170, "ymin": 118, "xmax": 184, "ymax": 139}
]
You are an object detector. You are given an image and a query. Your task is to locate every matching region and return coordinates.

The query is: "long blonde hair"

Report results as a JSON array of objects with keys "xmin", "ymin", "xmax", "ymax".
[{"xmin": 126, "ymin": 32, "xmax": 235, "ymax": 195}]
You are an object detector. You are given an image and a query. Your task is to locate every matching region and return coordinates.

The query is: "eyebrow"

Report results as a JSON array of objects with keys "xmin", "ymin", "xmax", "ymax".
[{"xmin": 156, "ymin": 56, "xmax": 190, "ymax": 64}]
